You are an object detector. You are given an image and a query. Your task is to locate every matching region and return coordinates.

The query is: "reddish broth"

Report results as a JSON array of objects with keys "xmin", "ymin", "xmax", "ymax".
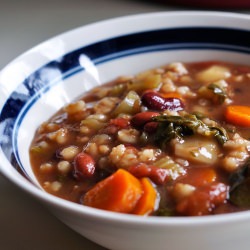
[{"xmin": 30, "ymin": 61, "xmax": 250, "ymax": 216}]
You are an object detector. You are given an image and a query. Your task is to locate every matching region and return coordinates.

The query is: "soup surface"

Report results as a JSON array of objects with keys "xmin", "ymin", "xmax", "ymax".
[{"xmin": 30, "ymin": 61, "xmax": 250, "ymax": 216}]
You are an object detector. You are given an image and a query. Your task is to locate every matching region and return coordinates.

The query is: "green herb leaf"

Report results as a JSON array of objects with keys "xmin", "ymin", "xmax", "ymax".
[
  {"xmin": 152, "ymin": 114, "xmax": 228, "ymax": 148},
  {"xmin": 207, "ymin": 83, "xmax": 227, "ymax": 104},
  {"xmin": 209, "ymin": 126, "xmax": 229, "ymax": 145},
  {"xmin": 156, "ymin": 207, "xmax": 174, "ymax": 216},
  {"xmin": 229, "ymin": 158, "xmax": 250, "ymax": 207},
  {"xmin": 230, "ymin": 178, "xmax": 250, "ymax": 207}
]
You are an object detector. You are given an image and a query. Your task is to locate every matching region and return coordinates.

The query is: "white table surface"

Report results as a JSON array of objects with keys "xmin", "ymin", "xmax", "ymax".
[{"xmin": 0, "ymin": 1, "xmax": 249, "ymax": 249}]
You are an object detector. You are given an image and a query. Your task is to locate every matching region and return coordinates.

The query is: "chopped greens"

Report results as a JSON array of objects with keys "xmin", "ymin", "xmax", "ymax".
[
  {"xmin": 229, "ymin": 158, "xmax": 250, "ymax": 207},
  {"xmin": 207, "ymin": 83, "xmax": 227, "ymax": 104},
  {"xmin": 152, "ymin": 114, "xmax": 228, "ymax": 148},
  {"xmin": 156, "ymin": 207, "xmax": 174, "ymax": 216},
  {"xmin": 209, "ymin": 126, "xmax": 229, "ymax": 145},
  {"xmin": 198, "ymin": 83, "xmax": 227, "ymax": 104}
]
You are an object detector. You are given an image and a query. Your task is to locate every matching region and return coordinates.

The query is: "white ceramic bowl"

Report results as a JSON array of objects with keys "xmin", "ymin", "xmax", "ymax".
[{"xmin": 0, "ymin": 11, "xmax": 249, "ymax": 250}]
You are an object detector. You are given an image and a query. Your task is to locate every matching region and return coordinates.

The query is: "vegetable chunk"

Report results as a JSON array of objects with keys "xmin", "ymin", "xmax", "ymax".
[
  {"xmin": 174, "ymin": 136, "xmax": 220, "ymax": 164},
  {"xmin": 196, "ymin": 65, "xmax": 231, "ymax": 82},
  {"xmin": 83, "ymin": 169, "xmax": 143, "ymax": 213},
  {"xmin": 225, "ymin": 105, "xmax": 250, "ymax": 127},
  {"xmin": 176, "ymin": 183, "xmax": 228, "ymax": 216},
  {"xmin": 133, "ymin": 178, "xmax": 159, "ymax": 215},
  {"xmin": 29, "ymin": 61, "xmax": 250, "ymax": 217}
]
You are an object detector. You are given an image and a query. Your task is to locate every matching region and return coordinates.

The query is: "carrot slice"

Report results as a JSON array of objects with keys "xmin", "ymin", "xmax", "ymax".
[
  {"xmin": 225, "ymin": 105, "xmax": 250, "ymax": 127},
  {"xmin": 133, "ymin": 178, "xmax": 158, "ymax": 215},
  {"xmin": 161, "ymin": 92, "xmax": 182, "ymax": 99},
  {"xmin": 83, "ymin": 169, "xmax": 143, "ymax": 213}
]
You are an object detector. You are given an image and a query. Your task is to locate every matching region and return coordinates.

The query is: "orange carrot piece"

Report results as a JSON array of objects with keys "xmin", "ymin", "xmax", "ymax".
[
  {"xmin": 133, "ymin": 178, "xmax": 158, "ymax": 216},
  {"xmin": 225, "ymin": 105, "xmax": 250, "ymax": 127},
  {"xmin": 161, "ymin": 92, "xmax": 182, "ymax": 99},
  {"xmin": 83, "ymin": 169, "xmax": 143, "ymax": 213}
]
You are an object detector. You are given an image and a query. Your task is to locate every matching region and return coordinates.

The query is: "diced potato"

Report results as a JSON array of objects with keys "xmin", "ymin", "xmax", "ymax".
[
  {"xmin": 196, "ymin": 65, "xmax": 231, "ymax": 83},
  {"xmin": 174, "ymin": 136, "xmax": 220, "ymax": 164},
  {"xmin": 128, "ymin": 72, "xmax": 162, "ymax": 92}
]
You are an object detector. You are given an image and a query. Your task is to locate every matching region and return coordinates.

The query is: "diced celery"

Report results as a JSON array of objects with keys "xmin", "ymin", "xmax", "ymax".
[
  {"xmin": 109, "ymin": 83, "xmax": 127, "ymax": 97},
  {"xmin": 112, "ymin": 90, "xmax": 141, "ymax": 116},
  {"xmin": 198, "ymin": 83, "xmax": 227, "ymax": 104},
  {"xmin": 30, "ymin": 141, "xmax": 50, "ymax": 155},
  {"xmin": 81, "ymin": 118, "xmax": 106, "ymax": 130}
]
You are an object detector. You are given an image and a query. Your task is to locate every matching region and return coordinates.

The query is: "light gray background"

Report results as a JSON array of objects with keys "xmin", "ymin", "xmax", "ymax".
[{"xmin": 0, "ymin": 1, "xmax": 249, "ymax": 249}]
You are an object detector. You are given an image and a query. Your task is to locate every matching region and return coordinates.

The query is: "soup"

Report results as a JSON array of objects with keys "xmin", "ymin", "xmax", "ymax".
[{"xmin": 30, "ymin": 61, "xmax": 250, "ymax": 216}]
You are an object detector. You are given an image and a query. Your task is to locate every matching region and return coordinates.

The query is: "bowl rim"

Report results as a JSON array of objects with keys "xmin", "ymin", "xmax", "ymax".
[
  {"xmin": 1, "ymin": 10, "xmax": 249, "ymax": 76},
  {"xmin": 1, "ymin": 10, "xmax": 250, "ymax": 226}
]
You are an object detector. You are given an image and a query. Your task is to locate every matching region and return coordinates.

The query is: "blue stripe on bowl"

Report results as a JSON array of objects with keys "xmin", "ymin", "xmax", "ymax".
[{"xmin": 0, "ymin": 27, "xmax": 249, "ymax": 177}]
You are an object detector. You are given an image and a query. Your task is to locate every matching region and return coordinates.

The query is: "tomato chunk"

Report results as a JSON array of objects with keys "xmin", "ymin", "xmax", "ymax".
[{"xmin": 176, "ymin": 183, "xmax": 228, "ymax": 216}]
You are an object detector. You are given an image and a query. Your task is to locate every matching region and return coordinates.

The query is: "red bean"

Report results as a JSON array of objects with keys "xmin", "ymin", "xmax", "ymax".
[
  {"xmin": 150, "ymin": 167, "xmax": 170, "ymax": 185},
  {"xmin": 128, "ymin": 163, "xmax": 169, "ymax": 185},
  {"xmin": 131, "ymin": 111, "xmax": 159, "ymax": 128},
  {"xmin": 141, "ymin": 91, "xmax": 184, "ymax": 111},
  {"xmin": 73, "ymin": 152, "xmax": 95, "ymax": 180},
  {"xmin": 141, "ymin": 92, "xmax": 165, "ymax": 110},
  {"xmin": 143, "ymin": 121, "xmax": 158, "ymax": 133}
]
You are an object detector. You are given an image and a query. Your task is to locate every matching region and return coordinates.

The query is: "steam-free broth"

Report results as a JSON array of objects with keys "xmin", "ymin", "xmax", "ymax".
[{"xmin": 30, "ymin": 61, "xmax": 250, "ymax": 216}]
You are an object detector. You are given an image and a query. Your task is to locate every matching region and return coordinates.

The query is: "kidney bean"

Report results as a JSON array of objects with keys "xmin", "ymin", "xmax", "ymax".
[
  {"xmin": 128, "ymin": 163, "xmax": 169, "ymax": 185},
  {"xmin": 128, "ymin": 163, "xmax": 151, "ymax": 177},
  {"xmin": 73, "ymin": 152, "xmax": 96, "ymax": 180},
  {"xmin": 141, "ymin": 92, "xmax": 165, "ymax": 110},
  {"xmin": 150, "ymin": 167, "xmax": 170, "ymax": 185},
  {"xmin": 131, "ymin": 111, "xmax": 159, "ymax": 128},
  {"xmin": 143, "ymin": 121, "xmax": 158, "ymax": 134},
  {"xmin": 141, "ymin": 91, "xmax": 184, "ymax": 111}
]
